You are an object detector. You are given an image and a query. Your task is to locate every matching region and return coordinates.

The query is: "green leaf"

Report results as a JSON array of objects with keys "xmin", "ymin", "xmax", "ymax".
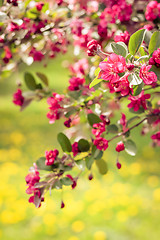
[
  {"xmin": 139, "ymin": 46, "xmax": 147, "ymax": 56},
  {"xmin": 78, "ymin": 139, "xmax": 90, "ymax": 152},
  {"xmin": 137, "ymin": 55, "xmax": 149, "ymax": 63},
  {"xmin": 149, "ymin": 31, "xmax": 160, "ymax": 55},
  {"xmin": 87, "ymin": 113, "xmax": 101, "ymax": 126},
  {"xmin": 92, "ymin": 145, "xmax": 103, "ymax": 159},
  {"xmin": 96, "ymin": 159, "xmax": 108, "ymax": 175},
  {"xmin": 89, "ymin": 77, "xmax": 103, "ymax": 88},
  {"xmin": 24, "ymin": 72, "xmax": 37, "ymax": 90},
  {"xmin": 128, "ymin": 73, "xmax": 142, "ymax": 86},
  {"xmin": 107, "ymin": 124, "xmax": 119, "ymax": 134},
  {"xmin": 0, "ymin": 0, "xmax": 4, "ymax": 7},
  {"xmin": 125, "ymin": 139, "xmax": 137, "ymax": 156},
  {"xmin": 36, "ymin": 72, "xmax": 49, "ymax": 86},
  {"xmin": 128, "ymin": 29, "xmax": 146, "ymax": 56},
  {"xmin": 68, "ymin": 90, "xmax": 82, "ymax": 100},
  {"xmin": 94, "ymin": 67, "xmax": 100, "ymax": 76},
  {"xmin": 52, "ymin": 180, "xmax": 62, "ymax": 190},
  {"xmin": 111, "ymin": 42, "xmax": 128, "ymax": 57},
  {"xmin": 129, "ymin": 106, "xmax": 144, "ymax": 114},
  {"xmin": 60, "ymin": 177, "xmax": 73, "ymax": 186},
  {"xmin": 36, "ymin": 157, "xmax": 53, "ymax": 171},
  {"xmin": 133, "ymin": 82, "xmax": 144, "ymax": 96},
  {"xmin": 85, "ymin": 156, "xmax": 94, "ymax": 170},
  {"xmin": 57, "ymin": 133, "xmax": 72, "ymax": 152},
  {"xmin": 127, "ymin": 116, "xmax": 140, "ymax": 126},
  {"xmin": 76, "ymin": 160, "xmax": 86, "ymax": 171},
  {"xmin": 144, "ymin": 30, "xmax": 152, "ymax": 45}
]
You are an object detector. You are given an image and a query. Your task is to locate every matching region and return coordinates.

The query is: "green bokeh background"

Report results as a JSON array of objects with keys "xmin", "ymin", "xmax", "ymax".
[{"xmin": 0, "ymin": 54, "xmax": 160, "ymax": 240}]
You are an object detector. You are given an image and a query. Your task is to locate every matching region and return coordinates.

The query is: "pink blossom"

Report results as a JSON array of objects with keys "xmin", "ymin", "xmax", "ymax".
[
  {"xmin": 36, "ymin": 2, "xmax": 44, "ymax": 11},
  {"xmin": 145, "ymin": 1, "xmax": 160, "ymax": 21},
  {"xmin": 29, "ymin": 47, "xmax": 44, "ymax": 62},
  {"xmin": 3, "ymin": 46, "xmax": 12, "ymax": 63},
  {"xmin": 68, "ymin": 77, "xmax": 85, "ymax": 91},
  {"xmin": 69, "ymin": 59, "xmax": 89, "ymax": 77},
  {"xmin": 114, "ymin": 31, "xmax": 130, "ymax": 45},
  {"xmin": 120, "ymin": 113, "xmax": 128, "ymax": 132},
  {"xmin": 99, "ymin": 54, "xmax": 126, "ymax": 83},
  {"xmin": 92, "ymin": 122, "xmax": 106, "ymax": 137},
  {"xmin": 45, "ymin": 149, "xmax": 59, "ymax": 166},
  {"xmin": 149, "ymin": 48, "xmax": 160, "ymax": 68},
  {"xmin": 72, "ymin": 142, "xmax": 80, "ymax": 157},
  {"xmin": 47, "ymin": 93, "xmax": 64, "ymax": 124},
  {"xmin": 12, "ymin": 89, "xmax": 24, "ymax": 106},
  {"xmin": 116, "ymin": 3, "xmax": 132, "ymax": 22},
  {"xmin": 116, "ymin": 141, "xmax": 125, "ymax": 152},
  {"xmin": 151, "ymin": 131, "xmax": 160, "ymax": 146},
  {"xmin": 113, "ymin": 74, "xmax": 131, "ymax": 96},
  {"xmin": 93, "ymin": 137, "xmax": 108, "ymax": 151},
  {"xmin": 139, "ymin": 65, "xmax": 157, "ymax": 85},
  {"xmin": 7, "ymin": 22, "xmax": 19, "ymax": 32},
  {"xmin": 128, "ymin": 90, "xmax": 151, "ymax": 112}
]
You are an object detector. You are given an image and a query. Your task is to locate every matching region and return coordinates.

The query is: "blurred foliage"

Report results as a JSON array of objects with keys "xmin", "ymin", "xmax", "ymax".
[{"xmin": 0, "ymin": 55, "xmax": 160, "ymax": 240}]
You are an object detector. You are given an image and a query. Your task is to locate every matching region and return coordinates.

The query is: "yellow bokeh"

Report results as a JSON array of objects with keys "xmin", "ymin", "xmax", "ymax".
[
  {"xmin": 93, "ymin": 231, "xmax": 107, "ymax": 240},
  {"xmin": 71, "ymin": 220, "xmax": 85, "ymax": 233},
  {"xmin": 153, "ymin": 188, "xmax": 160, "ymax": 201}
]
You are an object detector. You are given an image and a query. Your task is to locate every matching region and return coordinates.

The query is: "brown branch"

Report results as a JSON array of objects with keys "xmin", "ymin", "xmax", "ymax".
[{"xmin": 108, "ymin": 117, "xmax": 147, "ymax": 142}]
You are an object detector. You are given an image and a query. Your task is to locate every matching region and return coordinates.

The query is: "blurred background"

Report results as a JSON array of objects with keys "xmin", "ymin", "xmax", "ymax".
[{"xmin": 0, "ymin": 53, "xmax": 160, "ymax": 240}]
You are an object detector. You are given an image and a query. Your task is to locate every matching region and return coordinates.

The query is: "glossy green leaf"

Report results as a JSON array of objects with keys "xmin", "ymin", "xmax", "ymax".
[
  {"xmin": 89, "ymin": 77, "xmax": 103, "ymax": 88},
  {"xmin": 78, "ymin": 139, "xmax": 90, "ymax": 152},
  {"xmin": 92, "ymin": 145, "xmax": 103, "ymax": 159},
  {"xmin": 149, "ymin": 31, "xmax": 160, "ymax": 55},
  {"xmin": 60, "ymin": 177, "xmax": 73, "ymax": 186},
  {"xmin": 36, "ymin": 72, "xmax": 49, "ymax": 86},
  {"xmin": 128, "ymin": 73, "xmax": 142, "ymax": 86},
  {"xmin": 107, "ymin": 124, "xmax": 119, "ymax": 134},
  {"xmin": 24, "ymin": 72, "xmax": 37, "ymax": 90},
  {"xmin": 127, "ymin": 116, "xmax": 140, "ymax": 126},
  {"xmin": 85, "ymin": 156, "xmax": 94, "ymax": 170},
  {"xmin": 111, "ymin": 42, "xmax": 128, "ymax": 57},
  {"xmin": 96, "ymin": 159, "xmax": 108, "ymax": 175},
  {"xmin": 57, "ymin": 133, "xmax": 72, "ymax": 152},
  {"xmin": 125, "ymin": 139, "xmax": 137, "ymax": 156},
  {"xmin": 76, "ymin": 160, "xmax": 86, "ymax": 171},
  {"xmin": 87, "ymin": 113, "xmax": 101, "ymax": 126},
  {"xmin": 36, "ymin": 157, "xmax": 53, "ymax": 171},
  {"xmin": 0, "ymin": 0, "xmax": 4, "ymax": 7},
  {"xmin": 133, "ymin": 82, "xmax": 144, "ymax": 96},
  {"xmin": 128, "ymin": 29, "xmax": 146, "ymax": 56}
]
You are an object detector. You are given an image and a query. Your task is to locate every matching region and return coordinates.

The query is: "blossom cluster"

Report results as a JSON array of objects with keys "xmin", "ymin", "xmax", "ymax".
[{"xmin": 2, "ymin": 0, "xmax": 159, "ymax": 209}]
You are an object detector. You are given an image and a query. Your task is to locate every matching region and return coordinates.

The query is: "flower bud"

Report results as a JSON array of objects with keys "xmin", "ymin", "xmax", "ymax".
[
  {"xmin": 88, "ymin": 173, "xmax": 93, "ymax": 181},
  {"xmin": 87, "ymin": 40, "xmax": 101, "ymax": 56},
  {"xmin": 116, "ymin": 141, "xmax": 125, "ymax": 152},
  {"xmin": 61, "ymin": 201, "xmax": 65, "ymax": 209},
  {"xmin": 116, "ymin": 162, "xmax": 121, "ymax": 169}
]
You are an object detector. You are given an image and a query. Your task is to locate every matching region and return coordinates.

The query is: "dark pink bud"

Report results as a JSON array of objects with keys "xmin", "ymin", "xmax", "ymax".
[
  {"xmin": 64, "ymin": 118, "xmax": 71, "ymax": 128},
  {"xmin": 87, "ymin": 40, "xmax": 101, "ymax": 56},
  {"xmin": 127, "ymin": 64, "xmax": 134, "ymax": 71},
  {"xmin": 149, "ymin": 57, "xmax": 155, "ymax": 65},
  {"xmin": 61, "ymin": 201, "xmax": 65, "ymax": 208},
  {"xmin": 116, "ymin": 162, "xmax": 121, "ymax": 169},
  {"xmin": 116, "ymin": 141, "xmax": 125, "ymax": 152},
  {"xmin": 88, "ymin": 173, "xmax": 93, "ymax": 181}
]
